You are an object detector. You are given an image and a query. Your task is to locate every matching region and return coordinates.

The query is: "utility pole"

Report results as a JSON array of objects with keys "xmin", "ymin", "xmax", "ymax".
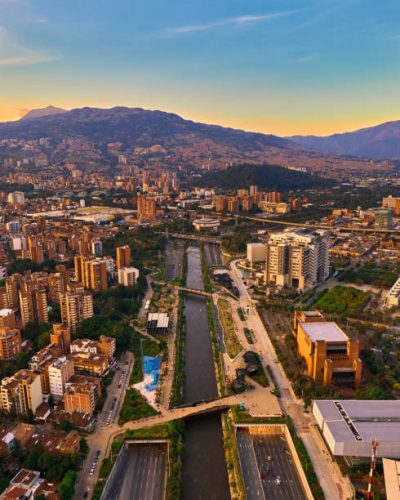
[{"xmin": 366, "ymin": 438, "xmax": 379, "ymax": 500}]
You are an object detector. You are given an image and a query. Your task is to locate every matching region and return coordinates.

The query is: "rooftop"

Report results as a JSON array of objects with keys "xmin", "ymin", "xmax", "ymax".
[{"xmin": 301, "ymin": 321, "xmax": 348, "ymax": 343}]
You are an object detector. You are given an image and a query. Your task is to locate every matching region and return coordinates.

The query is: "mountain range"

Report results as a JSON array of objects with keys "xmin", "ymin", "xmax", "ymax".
[
  {"xmin": 0, "ymin": 106, "xmax": 394, "ymax": 175},
  {"xmin": 289, "ymin": 120, "xmax": 400, "ymax": 160}
]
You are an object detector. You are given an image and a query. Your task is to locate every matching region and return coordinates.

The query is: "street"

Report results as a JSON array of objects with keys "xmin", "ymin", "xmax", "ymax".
[
  {"xmin": 74, "ymin": 351, "xmax": 134, "ymax": 499},
  {"xmin": 229, "ymin": 259, "xmax": 355, "ymax": 500}
]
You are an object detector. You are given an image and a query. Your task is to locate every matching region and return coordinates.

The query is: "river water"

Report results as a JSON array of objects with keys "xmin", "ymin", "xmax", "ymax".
[{"xmin": 182, "ymin": 246, "xmax": 230, "ymax": 500}]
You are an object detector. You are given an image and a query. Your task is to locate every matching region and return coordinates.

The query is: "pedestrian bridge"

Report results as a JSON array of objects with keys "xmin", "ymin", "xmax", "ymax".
[{"xmin": 154, "ymin": 280, "xmax": 213, "ymax": 297}]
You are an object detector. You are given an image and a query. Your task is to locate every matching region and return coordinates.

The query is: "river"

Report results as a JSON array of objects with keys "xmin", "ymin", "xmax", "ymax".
[{"xmin": 182, "ymin": 246, "xmax": 230, "ymax": 500}]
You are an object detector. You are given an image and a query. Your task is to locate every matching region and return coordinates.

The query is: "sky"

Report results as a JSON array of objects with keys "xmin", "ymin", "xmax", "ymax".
[{"xmin": 1, "ymin": 0, "xmax": 400, "ymax": 135}]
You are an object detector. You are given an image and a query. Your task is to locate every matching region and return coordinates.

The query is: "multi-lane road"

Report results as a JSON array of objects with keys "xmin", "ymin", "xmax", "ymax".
[
  {"xmin": 102, "ymin": 443, "xmax": 167, "ymax": 500},
  {"xmin": 229, "ymin": 259, "xmax": 354, "ymax": 500}
]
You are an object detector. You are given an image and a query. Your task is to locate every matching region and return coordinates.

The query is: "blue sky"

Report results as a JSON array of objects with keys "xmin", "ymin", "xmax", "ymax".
[{"xmin": 1, "ymin": 0, "xmax": 400, "ymax": 134}]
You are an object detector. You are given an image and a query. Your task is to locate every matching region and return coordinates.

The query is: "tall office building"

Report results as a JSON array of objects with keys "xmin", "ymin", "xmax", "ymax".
[
  {"xmin": 116, "ymin": 245, "xmax": 131, "ymax": 270},
  {"xmin": 60, "ymin": 290, "xmax": 94, "ymax": 334},
  {"xmin": 0, "ymin": 326, "xmax": 21, "ymax": 360},
  {"xmin": 265, "ymin": 229, "xmax": 329, "ymax": 291}
]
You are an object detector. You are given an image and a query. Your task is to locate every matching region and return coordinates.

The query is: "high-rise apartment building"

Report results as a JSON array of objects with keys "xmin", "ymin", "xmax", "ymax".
[
  {"xmin": 50, "ymin": 323, "xmax": 71, "ymax": 353},
  {"xmin": 74, "ymin": 256, "xmax": 108, "ymax": 292},
  {"xmin": 375, "ymin": 209, "xmax": 393, "ymax": 230},
  {"xmin": 265, "ymin": 229, "xmax": 329, "ymax": 291},
  {"xmin": 117, "ymin": 267, "xmax": 139, "ymax": 286},
  {"xmin": 7, "ymin": 191, "xmax": 25, "ymax": 206},
  {"xmin": 60, "ymin": 290, "xmax": 94, "ymax": 334},
  {"xmin": 19, "ymin": 284, "xmax": 48, "ymax": 327},
  {"xmin": 0, "ymin": 369, "xmax": 43, "ymax": 415},
  {"xmin": 382, "ymin": 195, "xmax": 400, "ymax": 216},
  {"xmin": 64, "ymin": 383, "xmax": 96, "ymax": 415},
  {"xmin": 0, "ymin": 309, "xmax": 16, "ymax": 329},
  {"xmin": 91, "ymin": 239, "xmax": 103, "ymax": 257},
  {"xmin": 0, "ymin": 326, "xmax": 21, "ymax": 360},
  {"xmin": 137, "ymin": 195, "xmax": 156, "ymax": 221},
  {"xmin": 48, "ymin": 272, "xmax": 68, "ymax": 303},
  {"xmin": 214, "ymin": 195, "xmax": 228, "ymax": 212},
  {"xmin": 116, "ymin": 245, "xmax": 131, "ymax": 270},
  {"xmin": 49, "ymin": 356, "xmax": 75, "ymax": 397}
]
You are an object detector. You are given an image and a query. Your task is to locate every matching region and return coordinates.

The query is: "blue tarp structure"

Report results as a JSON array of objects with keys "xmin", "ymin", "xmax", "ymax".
[{"xmin": 142, "ymin": 355, "xmax": 161, "ymax": 393}]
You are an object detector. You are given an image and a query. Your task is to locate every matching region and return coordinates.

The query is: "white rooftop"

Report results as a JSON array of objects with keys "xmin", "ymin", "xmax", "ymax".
[
  {"xmin": 301, "ymin": 321, "xmax": 348, "ymax": 343},
  {"xmin": 0, "ymin": 309, "xmax": 13, "ymax": 317}
]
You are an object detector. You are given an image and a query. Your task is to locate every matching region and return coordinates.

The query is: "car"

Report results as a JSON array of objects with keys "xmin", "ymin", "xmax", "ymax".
[
  {"xmin": 267, "ymin": 455, "xmax": 272, "ymax": 461},
  {"xmin": 118, "ymin": 383, "xmax": 122, "ymax": 388},
  {"xmin": 83, "ymin": 491, "xmax": 89, "ymax": 499}
]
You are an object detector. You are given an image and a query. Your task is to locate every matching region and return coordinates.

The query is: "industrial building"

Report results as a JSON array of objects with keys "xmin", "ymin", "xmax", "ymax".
[{"xmin": 313, "ymin": 400, "xmax": 400, "ymax": 458}]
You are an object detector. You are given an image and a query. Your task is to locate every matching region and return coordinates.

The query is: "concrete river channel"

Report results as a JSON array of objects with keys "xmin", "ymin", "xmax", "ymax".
[
  {"xmin": 182, "ymin": 246, "xmax": 230, "ymax": 500},
  {"xmin": 102, "ymin": 245, "xmax": 230, "ymax": 500}
]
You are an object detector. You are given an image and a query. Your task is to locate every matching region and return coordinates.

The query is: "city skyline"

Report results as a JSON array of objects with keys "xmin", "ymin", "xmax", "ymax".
[{"xmin": 1, "ymin": 0, "xmax": 400, "ymax": 135}]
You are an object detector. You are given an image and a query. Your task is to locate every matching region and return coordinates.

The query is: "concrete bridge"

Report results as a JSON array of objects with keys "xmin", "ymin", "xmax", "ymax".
[
  {"xmin": 158, "ymin": 231, "xmax": 222, "ymax": 244},
  {"xmin": 154, "ymin": 280, "xmax": 213, "ymax": 297}
]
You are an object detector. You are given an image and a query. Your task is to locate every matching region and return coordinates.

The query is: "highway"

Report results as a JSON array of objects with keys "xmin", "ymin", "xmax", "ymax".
[
  {"xmin": 102, "ymin": 443, "xmax": 167, "ymax": 500},
  {"xmin": 229, "ymin": 259, "xmax": 355, "ymax": 500}
]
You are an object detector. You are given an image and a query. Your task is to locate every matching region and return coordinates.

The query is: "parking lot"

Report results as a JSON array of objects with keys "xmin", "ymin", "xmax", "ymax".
[{"xmin": 236, "ymin": 428, "xmax": 308, "ymax": 500}]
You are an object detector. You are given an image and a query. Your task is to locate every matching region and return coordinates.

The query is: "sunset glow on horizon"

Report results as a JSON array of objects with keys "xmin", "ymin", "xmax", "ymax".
[{"xmin": 1, "ymin": 0, "xmax": 400, "ymax": 136}]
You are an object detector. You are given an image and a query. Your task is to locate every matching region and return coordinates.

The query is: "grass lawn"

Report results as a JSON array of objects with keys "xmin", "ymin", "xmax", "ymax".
[
  {"xmin": 314, "ymin": 285, "xmax": 369, "ymax": 315},
  {"xmin": 119, "ymin": 388, "xmax": 159, "ymax": 424},
  {"xmin": 217, "ymin": 298, "xmax": 243, "ymax": 358}
]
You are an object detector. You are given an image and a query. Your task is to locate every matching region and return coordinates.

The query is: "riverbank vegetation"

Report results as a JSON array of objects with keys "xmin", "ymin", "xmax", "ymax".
[
  {"xmin": 170, "ymin": 290, "xmax": 186, "ymax": 407},
  {"xmin": 222, "ymin": 413, "xmax": 246, "ymax": 499},
  {"xmin": 217, "ymin": 298, "xmax": 243, "ymax": 359},
  {"xmin": 119, "ymin": 388, "xmax": 159, "ymax": 424}
]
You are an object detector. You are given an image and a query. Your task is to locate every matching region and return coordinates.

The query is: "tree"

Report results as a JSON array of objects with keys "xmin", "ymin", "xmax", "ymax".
[
  {"xmin": 79, "ymin": 437, "xmax": 89, "ymax": 455},
  {"xmin": 58, "ymin": 470, "xmax": 77, "ymax": 500}
]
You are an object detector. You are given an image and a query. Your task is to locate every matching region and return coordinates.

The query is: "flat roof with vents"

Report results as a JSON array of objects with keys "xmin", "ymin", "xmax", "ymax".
[
  {"xmin": 313, "ymin": 400, "xmax": 400, "ymax": 458},
  {"xmin": 301, "ymin": 322, "xmax": 348, "ymax": 343}
]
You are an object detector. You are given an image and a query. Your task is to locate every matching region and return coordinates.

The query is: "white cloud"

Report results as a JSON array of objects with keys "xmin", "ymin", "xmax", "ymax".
[
  {"xmin": 163, "ymin": 11, "xmax": 298, "ymax": 36},
  {"xmin": 297, "ymin": 55, "xmax": 314, "ymax": 63},
  {"xmin": 0, "ymin": 27, "xmax": 56, "ymax": 66}
]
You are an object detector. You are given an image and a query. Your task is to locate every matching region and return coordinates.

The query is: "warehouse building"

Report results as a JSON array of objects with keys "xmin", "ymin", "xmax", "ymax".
[{"xmin": 313, "ymin": 400, "xmax": 400, "ymax": 458}]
